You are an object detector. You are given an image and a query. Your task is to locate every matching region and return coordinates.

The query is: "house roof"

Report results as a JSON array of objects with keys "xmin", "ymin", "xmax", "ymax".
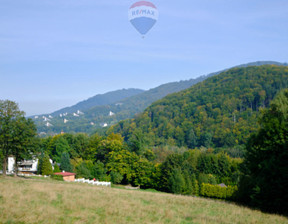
[
  {"xmin": 54, "ymin": 172, "xmax": 76, "ymax": 176},
  {"xmin": 19, "ymin": 161, "xmax": 33, "ymax": 166}
]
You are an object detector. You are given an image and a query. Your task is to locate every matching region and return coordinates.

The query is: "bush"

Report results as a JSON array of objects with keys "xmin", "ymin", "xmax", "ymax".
[{"xmin": 51, "ymin": 174, "xmax": 64, "ymax": 181}]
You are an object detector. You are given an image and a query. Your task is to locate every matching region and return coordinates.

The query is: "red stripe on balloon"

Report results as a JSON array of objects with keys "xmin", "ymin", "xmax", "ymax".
[{"xmin": 130, "ymin": 1, "xmax": 157, "ymax": 9}]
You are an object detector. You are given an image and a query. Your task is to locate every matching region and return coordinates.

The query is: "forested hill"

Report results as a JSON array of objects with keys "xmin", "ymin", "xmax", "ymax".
[
  {"xmin": 51, "ymin": 88, "xmax": 144, "ymax": 115},
  {"xmin": 34, "ymin": 61, "xmax": 287, "ymax": 135},
  {"xmin": 110, "ymin": 65, "xmax": 288, "ymax": 150}
]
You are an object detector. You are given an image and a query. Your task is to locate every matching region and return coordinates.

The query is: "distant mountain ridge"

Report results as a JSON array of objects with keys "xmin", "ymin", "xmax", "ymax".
[
  {"xmin": 51, "ymin": 88, "xmax": 144, "ymax": 115},
  {"xmin": 33, "ymin": 61, "xmax": 287, "ymax": 135}
]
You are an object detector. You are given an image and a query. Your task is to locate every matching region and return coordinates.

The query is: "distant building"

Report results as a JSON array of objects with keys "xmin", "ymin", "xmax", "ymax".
[
  {"xmin": 18, "ymin": 159, "xmax": 39, "ymax": 174},
  {"xmin": 109, "ymin": 111, "xmax": 115, "ymax": 116},
  {"xmin": 77, "ymin": 110, "xmax": 84, "ymax": 115},
  {"xmin": 54, "ymin": 171, "xmax": 76, "ymax": 182},
  {"xmin": 7, "ymin": 155, "xmax": 53, "ymax": 174},
  {"xmin": 43, "ymin": 117, "xmax": 51, "ymax": 122},
  {"xmin": 46, "ymin": 122, "xmax": 53, "ymax": 127},
  {"xmin": 100, "ymin": 123, "xmax": 108, "ymax": 127},
  {"xmin": 218, "ymin": 183, "xmax": 227, "ymax": 188}
]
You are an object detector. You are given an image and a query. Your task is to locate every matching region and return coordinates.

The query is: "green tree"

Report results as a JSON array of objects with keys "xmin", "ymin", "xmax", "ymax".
[
  {"xmin": 110, "ymin": 171, "xmax": 123, "ymax": 184},
  {"xmin": 96, "ymin": 133, "xmax": 124, "ymax": 164},
  {"xmin": 11, "ymin": 117, "xmax": 38, "ymax": 176},
  {"xmin": 60, "ymin": 152, "xmax": 73, "ymax": 172},
  {"xmin": 106, "ymin": 149, "xmax": 138, "ymax": 184},
  {"xmin": 84, "ymin": 134, "xmax": 102, "ymax": 161},
  {"xmin": 54, "ymin": 137, "xmax": 70, "ymax": 163},
  {"xmin": 238, "ymin": 89, "xmax": 288, "ymax": 214},
  {"xmin": 168, "ymin": 168, "xmax": 185, "ymax": 194},
  {"xmin": 41, "ymin": 153, "xmax": 53, "ymax": 175},
  {"xmin": 76, "ymin": 162, "xmax": 92, "ymax": 179},
  {"xmin": 159, "ymin": 154, "xmax": 183, "ymax": 191},
  {"xmin": 53, "ymin": 164, "xmax": 61, "ymax": 173},
  {"xmin": 91, "ymin": 161, "xmax": 107, "ymax": 181},
  {"xmin": 37, "ymin": 152, "xmax": 44, "ymax": 175},
  {"xmin": 0, "ymin": 100, "xmax": 37, "ymax": 176}
]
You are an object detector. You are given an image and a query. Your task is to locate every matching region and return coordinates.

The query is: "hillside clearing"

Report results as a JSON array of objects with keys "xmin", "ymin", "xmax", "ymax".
[{"xmin": 0, "ymin": 177, "xmax": 286, "ymax": 224}]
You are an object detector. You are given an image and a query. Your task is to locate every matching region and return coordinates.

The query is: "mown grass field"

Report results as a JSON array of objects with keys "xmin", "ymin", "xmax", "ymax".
[{"xmin": 0, "ymin": 176, "xmax": 287, "ymax": 224}]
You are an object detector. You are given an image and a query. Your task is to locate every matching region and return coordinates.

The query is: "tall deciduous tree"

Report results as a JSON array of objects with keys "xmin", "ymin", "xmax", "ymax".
[
  {"xmin": 238, "ymin": 89, "xmax": 288, "ymax": 214},
  {"xmin": 0, "ymin": 100, "xmax": 37, "ymax": 176},
  {"xmin": 11, "ymin": 117, "xmax": 38, "ymax": 176}
]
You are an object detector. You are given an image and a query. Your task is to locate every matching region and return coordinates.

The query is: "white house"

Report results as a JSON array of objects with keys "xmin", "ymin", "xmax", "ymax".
[
  {"xmin": 73, "ymin": 113, "xmax": 79, "ymax": 117},
  {"xmin": 109, "ymin": 111, "xmax": 115, "ymax": 116},
  {"xmin": 100, "ymin": 123, "xmax": 108, "ymax": 127},
  {"xmin": 7, "ymin": 156, "xmax": 53, "ymax": 174},
  {"xmin": 17, "ymin": 158, "xmax": 39, "ymax": 173},
  {"xmin": 77, "ymin": 110, "xmax": 84, "ymax": 115}
]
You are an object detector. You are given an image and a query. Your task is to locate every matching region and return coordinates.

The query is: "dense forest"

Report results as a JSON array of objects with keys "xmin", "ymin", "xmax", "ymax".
[
  {"xmin": 38, "ymin": 132, "xmax": 241, "ymax": 200},
  {"xmin": 110, "ymin": 65, "xmax": 288, "ymax": 154}
]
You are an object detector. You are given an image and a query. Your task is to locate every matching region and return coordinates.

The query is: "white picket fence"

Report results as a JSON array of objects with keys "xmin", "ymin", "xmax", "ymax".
[
  {"xmin": 17, "ymin": 173, "xmax": 49, "ymax": 178},
  {"xmin": 74, "ymin": 178, "xmax": 111, "ymax": 187}
]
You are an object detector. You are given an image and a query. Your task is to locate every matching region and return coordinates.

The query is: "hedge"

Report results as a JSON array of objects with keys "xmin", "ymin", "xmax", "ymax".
[{"xmin": 200, "ymin": 183, "xmax": 237, "ymax": 199}]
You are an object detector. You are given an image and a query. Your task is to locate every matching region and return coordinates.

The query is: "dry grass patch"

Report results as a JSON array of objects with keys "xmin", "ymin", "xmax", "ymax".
[{"xmin": 0, "ymin": 176, "xmax": 287, "ymax": 224}]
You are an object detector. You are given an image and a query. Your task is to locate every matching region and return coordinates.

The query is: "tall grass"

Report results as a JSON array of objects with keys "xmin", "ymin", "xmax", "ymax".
[{"xmin": 0, "ymin": 176, "xmax": 287, "ymax": 224}]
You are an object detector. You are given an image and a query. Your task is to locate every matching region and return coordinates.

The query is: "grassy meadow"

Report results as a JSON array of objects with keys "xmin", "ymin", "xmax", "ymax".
[{"xmin": 0, "ymin": 176, "xmax": 287, "ymax": 224}]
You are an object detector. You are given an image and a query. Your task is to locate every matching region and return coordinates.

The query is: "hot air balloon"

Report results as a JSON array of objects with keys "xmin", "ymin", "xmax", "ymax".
[{"xmin": 128, "ymin": 1, "xmax": 158, "ymax": 36}]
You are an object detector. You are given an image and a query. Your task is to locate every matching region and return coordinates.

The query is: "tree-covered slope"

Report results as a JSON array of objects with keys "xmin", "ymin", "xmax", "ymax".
[
  {"xmin": 110, "ymin": 65, "xmax": 288, "ymax": 149},
  {"xmin": 34, "ymin": 62, "xmax": 287, "ymax": 135}
]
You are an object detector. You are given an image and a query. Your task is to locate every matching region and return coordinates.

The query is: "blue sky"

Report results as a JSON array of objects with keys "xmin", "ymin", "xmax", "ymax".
[{"xmin": 1, "ymin": 0, "xmax": 287, "ymax": 116}]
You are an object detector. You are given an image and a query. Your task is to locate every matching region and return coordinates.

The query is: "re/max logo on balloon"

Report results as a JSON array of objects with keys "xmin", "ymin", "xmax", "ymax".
[
  {"xmin": 131, "ymin": 9, "xmax": 156, "ymax": 17},
  {"xmin": 129, "ymin": 1, "xmax": 159, "ymax": 37}
]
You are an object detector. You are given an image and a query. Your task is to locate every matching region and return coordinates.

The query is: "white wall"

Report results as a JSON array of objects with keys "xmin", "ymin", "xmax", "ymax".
[{"xmin": 8, "ymin": 157, "xmax": 15, "ymax": 173}]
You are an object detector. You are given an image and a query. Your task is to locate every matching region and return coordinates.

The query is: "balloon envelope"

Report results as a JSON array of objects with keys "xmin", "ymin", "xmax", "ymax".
[{"xmin": 129, "ymin": 1, "xmax": 158, "ymax": 35}]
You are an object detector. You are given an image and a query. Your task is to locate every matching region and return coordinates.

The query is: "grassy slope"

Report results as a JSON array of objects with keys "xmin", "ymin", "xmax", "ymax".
[{"xmin": 0, "ymin": 177, "xmax": 286, "ymax": 224}]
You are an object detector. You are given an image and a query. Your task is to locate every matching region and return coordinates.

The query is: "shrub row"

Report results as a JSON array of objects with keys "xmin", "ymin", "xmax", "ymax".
[{"xmin": 200, "ymin": 183, "xmax": 237, "ymax": 199}]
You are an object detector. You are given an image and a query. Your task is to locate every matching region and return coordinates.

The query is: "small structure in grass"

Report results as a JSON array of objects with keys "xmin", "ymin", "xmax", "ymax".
[{"xmin": 54, "ymin": 171, "xmax": 76, "ymax": 182}]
